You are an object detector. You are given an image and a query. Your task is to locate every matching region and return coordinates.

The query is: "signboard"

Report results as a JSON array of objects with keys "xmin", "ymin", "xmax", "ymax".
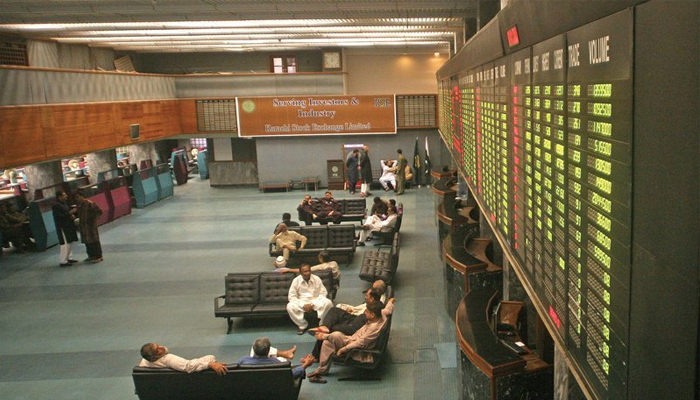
[{"xmin": 236, "ymin": 95, "xmax": 397, "ymax": 137}]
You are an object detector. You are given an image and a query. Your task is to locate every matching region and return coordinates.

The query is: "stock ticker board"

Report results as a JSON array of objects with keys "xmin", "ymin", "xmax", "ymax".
[{"xmin": 438, "ymin": 10, "xmax": 633, "ymax": 399}]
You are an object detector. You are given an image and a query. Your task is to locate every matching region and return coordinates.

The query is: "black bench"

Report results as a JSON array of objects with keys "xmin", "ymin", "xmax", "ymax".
[
  {"xmin": 132, "ymin": 361, "xmax": 302, "ymax": 400},
  {"xmin": 214, "ymin": 270, "xmax": 336, "ymax": 333},
  {"xmin": 269, "ymin": 225, "xmax": 356, "ymax": 262},
  {"xmin": 359, "ymin": 232, "xmax": 400, "ymax": 284},
  {"xmin": 298, "ymin": 198, "xmax": 366, "ymax": 224}
]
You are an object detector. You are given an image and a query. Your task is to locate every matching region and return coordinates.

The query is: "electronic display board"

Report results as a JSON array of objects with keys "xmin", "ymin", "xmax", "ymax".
[{"xmin": 437, "ymin": 9, "xmax": 634, "ymax": 400}]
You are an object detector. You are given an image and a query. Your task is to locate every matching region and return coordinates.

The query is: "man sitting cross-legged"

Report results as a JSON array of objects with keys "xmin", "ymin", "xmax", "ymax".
[
  {"xmin": 306, "ymin": 301, "xmax": 388, "ymax": 383},
  {"xmin": 357, "ymin": 205, "xmax": 398, "ymax": 246},
  {"xmin": 238, "ymin": 337, "xmax": 313, "ymax": 379},
  {"xmin": 287, "ymin": 263, "xmax": 334, "ymax": 335},
  {"xmin": 301, "ymin": 287, "xmax": 395, "ymax": 365}
]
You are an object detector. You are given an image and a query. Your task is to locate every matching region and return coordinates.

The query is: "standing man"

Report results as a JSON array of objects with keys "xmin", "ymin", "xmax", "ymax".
[
  {"xmin": 395, "ymin": 148, "xmax": 408, "ymax": 195},
  {"xmin": 317, "ymin": 191, "xmax": 343, "ymax": 224},
  {"xmin": 287, "ymin": 264, "xmax": 333, "ymax": 334},
  {"xmin": 345, "ymin": 149, "xmax": 360, "ymax": 195},
  {"xmin": 74, "ymin": 190, "xmax": 103, "ymax": 263},
  {"xmin": 359, "ymin": 144, "xmax": 373, "ymax": 197},
  {"xmin": 52, "ymin": 190, "xmax": 79, "ymax": 267},
  {"xmin": 270, "ymin": 223, "xmax": 307, "ymax": 261}
]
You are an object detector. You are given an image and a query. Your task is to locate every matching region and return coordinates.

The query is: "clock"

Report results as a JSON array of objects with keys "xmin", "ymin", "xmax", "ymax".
[{"xmin": 323, "ymin": 52, "xmax": 342, "ymax": 70}]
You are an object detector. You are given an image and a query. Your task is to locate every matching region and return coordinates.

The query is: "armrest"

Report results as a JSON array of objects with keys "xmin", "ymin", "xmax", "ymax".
[{"xmin": 214, "ymin": 295, "xmax": 225, "ymax": 311}]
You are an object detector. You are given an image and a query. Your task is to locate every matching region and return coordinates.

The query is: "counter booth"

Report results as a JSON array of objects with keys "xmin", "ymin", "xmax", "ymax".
[
  {"xmin": 132, "ymin": 168, "xmax": 159, "ymax": 208},
  {"xmin": 27, "ymin": 197, "xmax": 59, "ymax": 251},
  {"xmin": 77, "ymin": 182, "xmax": 112, "ymax": 226},
  {"xmin": 155, "ymin": 163, "xmax": 174, "ymax": 200},
  {"xmin": 170, "ymin": 150, "xmax": 189, "ymax": 185},
  {"xmin": 197, "ymin": 149, "xmax": 209, "ymax": 180}
]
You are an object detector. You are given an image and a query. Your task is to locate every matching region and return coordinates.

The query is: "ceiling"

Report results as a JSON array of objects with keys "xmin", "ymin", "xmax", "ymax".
[{"xmin": 0, "ymin": 0, "xmax": 478, "ymax": 53}]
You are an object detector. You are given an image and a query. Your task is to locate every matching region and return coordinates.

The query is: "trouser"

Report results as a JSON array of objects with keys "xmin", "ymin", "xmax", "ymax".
[
  {"xmin": 85, "ymin": 241, "xmax": 102, "ymax": 259},
  {"xmin": 396, "ymin": 174, "xmax": 406, "ymax": 194},
  {"xmin": 360, "ymin": 182, "xmax": 370, "ymax": 195},
  {"xmin": 317, "ymin": 212, "xmax": 342, "ymax": 224},
  {"xmin": 59, "ymin": 234, "xmax": 75, "ymax": 264},
  {"xmin": 286, "ymin": 298, "xmax": 333, "ymax": 329},
  {"xmin": 379, "ymin": 177, "xmax": 396, "ymax": 190},
  {"xmin": 315, "ymin": 332, "xmax": 351, "ymax": 375},
  {"xmin": 275, "ymin": 240, "xmax": 297, "ymax": 260}
]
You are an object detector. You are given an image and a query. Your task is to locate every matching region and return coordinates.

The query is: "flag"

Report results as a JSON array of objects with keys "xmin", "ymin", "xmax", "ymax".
[
  {"xmin": 424, "ymin": 137, "xmax": 431, "ymax": 182},
  {"xmin": 412, "ymin": 137, "xmax": 422, "ymax": 185}
]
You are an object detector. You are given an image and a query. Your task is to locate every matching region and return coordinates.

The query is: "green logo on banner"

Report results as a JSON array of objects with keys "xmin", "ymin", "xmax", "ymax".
[{"xmin": 242, "ymin": 100, "xmax": 256, "ymax": 113}]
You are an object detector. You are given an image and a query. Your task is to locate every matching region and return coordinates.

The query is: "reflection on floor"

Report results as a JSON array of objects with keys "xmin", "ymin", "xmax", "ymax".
[{"xmin": 0, "ymin": 179, "xmax": 458, "ymax": 400}]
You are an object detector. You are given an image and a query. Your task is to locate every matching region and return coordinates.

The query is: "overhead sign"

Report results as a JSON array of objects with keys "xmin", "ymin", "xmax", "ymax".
[{"xmin": 236, "ymin": 95, "xmax": 397, "ymax": 137}]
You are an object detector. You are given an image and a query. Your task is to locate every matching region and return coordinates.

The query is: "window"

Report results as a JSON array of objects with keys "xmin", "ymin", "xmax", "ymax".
[
  {"xmin": 0, "ymin": 36, "xmax": 28, "ymax": 66},
  {"xmin": 190, "ymin": 138, "xmax": 207, "ymax": 149},
  {"xmin": 270, "ymin": 54, "xmax": 297, "ymax": 73}
]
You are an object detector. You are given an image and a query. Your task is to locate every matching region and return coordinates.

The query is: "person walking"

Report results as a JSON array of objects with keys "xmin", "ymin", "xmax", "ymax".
[
  {"xmin": 52, "ymin": 190, "xmax": 79, "ymax": 267},
  {"xmin": 395, "ymin": 148, "xmax": 408, "ymax": 195},
  {"xmin": 74, "ymin": 190, "xmax": 104, "ymax": 263},
  {"xmin": 345, "ymin": 149, "xmax": 360, "ymax": 194},
  {"xmin": 359, "ymin": 144, "xmax": 373, "ymax": 197}
]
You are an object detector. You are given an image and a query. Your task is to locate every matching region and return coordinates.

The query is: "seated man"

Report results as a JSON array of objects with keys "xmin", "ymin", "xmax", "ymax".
[
  {"xmin": 0, "ymin": 202, "xmax": 33, "ymax": 253},
  {"xmin": 307, "ymin": 301, "xmax": 387, "ymax": 383},
  {"xmin": 335, "ymin": 280, "xmax": 388, "ymax": 316},
  {"xmin": 278, "ymin": 250, "xmax": 341, "ymax": 291},
  {"xmin": 274, "ymin": 212, "xmax": 300, "ymax": 232},
  {"xmin": 317, "ymin": 191, "xmax": 342, "ymax": 224},
  {"xmin": 357, "ymin": 206, "xmax": 398, "ymax": 246},
  {"xmin": 297, "ymin": 195, "xmax": 318, "ymax": 225},
  {"xmin": 238, "ymin": 337, "xmax": 312, "ymax": 379},
  {"xmin": 368, "ymin": 196, "xmax": 389, "ymax": 219},
  {"xmin": 287, "ymin": 264, "xmax": 333, "ymax": 334},
  {"xmin": 139, "ymin": 342, "xmax": 228, "ymax": 375},
  {"xmin": 270, "ymin": 223, "xmax": 307, "ymax": 261},
  {"xmin": 379, "ymin": 159, "xmax": 397, "ymax": 191}
]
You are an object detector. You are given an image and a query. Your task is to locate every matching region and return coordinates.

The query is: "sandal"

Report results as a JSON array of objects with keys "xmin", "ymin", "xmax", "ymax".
[{"xmin": 309, "ymin": 376, "xmax": 327, "ymax": 384}]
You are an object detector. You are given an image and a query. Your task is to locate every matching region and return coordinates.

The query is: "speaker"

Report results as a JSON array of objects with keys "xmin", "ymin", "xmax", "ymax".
[{"xmin": 130, "ymin": 124, "xmax": 140, "ymax": 140}]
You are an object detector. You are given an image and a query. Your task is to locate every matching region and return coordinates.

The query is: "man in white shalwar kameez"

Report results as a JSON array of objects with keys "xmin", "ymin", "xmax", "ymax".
[{"xmin": 287, "ymin": 264, "xmax": 333, "ymax": 334}]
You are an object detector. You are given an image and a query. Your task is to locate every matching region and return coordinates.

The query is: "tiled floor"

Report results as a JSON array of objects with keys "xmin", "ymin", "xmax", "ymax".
[{"xmin": 0, "ymin": 178, "xmax": 458, "ymax": 400}]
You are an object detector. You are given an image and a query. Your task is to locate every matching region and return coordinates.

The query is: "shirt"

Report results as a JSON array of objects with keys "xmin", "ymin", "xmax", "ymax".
[
  {"xmin": 288, "ymin": 274, "xmax": 328, "ymax": 302},
  {"xmin": 270, "ymin": 230, "xmax": 307, "ymax": 249},
  {"xmin": 336, "ymin": 294, "xmax": 388, "ymax": 316},
  {"xmin": 236, "ymin": 356, "xmax": 305, "ymax": 379},
  {"xmin": 311, "ymin": 261, "xmax": 341, "ymax": 281},
  {"xmin": 139, "ymin": 353, "xmax": 216, "ymax": 373}
]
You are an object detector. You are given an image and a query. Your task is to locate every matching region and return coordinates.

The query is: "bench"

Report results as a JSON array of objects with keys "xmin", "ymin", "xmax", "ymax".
[
  {"xmin": 214, "ymin": 269, "xmax": 336, "ymax": 333},
  {"xmin": 359, "ymin": 232, "xmax": 400, "ymax": 284},
  {"xmin": 269, "ymin": 225, "xmax": 356, "ymax": 263},
  {"xmin": 298, "ymin": 198, "xmax": 366, "ymax": 224},
  {"xmin": 132, "ymin": 361, "xmax": 303, "ymax": 400},
  {"xmin": 259, "ymin": 181, "xmax": 291, "ymax": 192}
]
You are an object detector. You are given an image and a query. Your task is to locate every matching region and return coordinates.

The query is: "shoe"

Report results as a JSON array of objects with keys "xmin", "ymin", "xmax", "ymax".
[
  {"xmin": 350, "ymin": 191, "xmax": 355, "ymax": 195},
  {"xmin": 297, "ymin": 327, "xmax": 307, "ymax": 335},
  {"xmin": 59, "ymin": 263, "xmax": 71, "ymax": 267},
  {"xmin": 67, "ymin": 259, "xmax": 79, "ymax": 263},
  {"xmin": 357, "ymin": 242, "xmax": 365, "ymax": 246},
  {"xmin": 366, "ymin": 237, "xmax": 373, "ymax": 241},
  {"xmin": 84, "ymin": 257, "xmax": 94, "ymax": 262},
  {"xmin": 366, "ymin": 192, "xmax": 373, "ymax": 196},
  {"xmin": 91, "ymin": 257, "xmax": 104, "ymax": 263}
]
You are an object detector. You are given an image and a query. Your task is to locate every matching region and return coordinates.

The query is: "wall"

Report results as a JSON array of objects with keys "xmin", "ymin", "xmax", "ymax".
[
  {"xmin": 345, "ymin": 49, "xmax": 447, "ymax": 95},
  {"xmin": 255, "ymin": 129, "xmax": 448, "ymax": 188}
]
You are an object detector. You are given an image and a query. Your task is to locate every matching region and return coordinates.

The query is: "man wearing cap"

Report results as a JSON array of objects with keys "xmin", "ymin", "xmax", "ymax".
[{"xmin": 270, "ymin": 223, "xmax": 307, "ymax": 261}]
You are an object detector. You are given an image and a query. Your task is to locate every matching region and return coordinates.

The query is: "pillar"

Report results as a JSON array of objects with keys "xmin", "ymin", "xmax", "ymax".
[
  {"xmin": 85, "ymin": 150, "xmax": 116, "ymax": 183},
  {"xmin": 24, "ymin": 162, "xmax": 63, "ymax": 201}
]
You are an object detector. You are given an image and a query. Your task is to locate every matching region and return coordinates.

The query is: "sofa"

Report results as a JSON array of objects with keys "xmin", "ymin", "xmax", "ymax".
[
  {"xmin": 214, "ymin": 269, "xmax": 336, "ymax": 333},
  {"xmin": 297, "ymin": 198, "xmax": 366, "ymax": 224},
  {"xmin": 269, "ymin": 225, "xmax": 356, "ymax": 262},
  {"xmin": 132, "ymin": 361, "xmax": 302, "ymax": 400},
  {"xmin": 359, "ymin": 232, "xmax": 400, "ymax": 284}
]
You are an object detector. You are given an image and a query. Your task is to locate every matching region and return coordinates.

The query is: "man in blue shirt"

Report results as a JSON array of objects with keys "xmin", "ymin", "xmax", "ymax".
[{"xmin": 237, "ymin": 337, "xmax": 313, "ymax": 379}]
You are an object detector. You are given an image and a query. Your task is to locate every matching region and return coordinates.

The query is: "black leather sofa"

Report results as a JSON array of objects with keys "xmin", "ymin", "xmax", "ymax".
[
  {"xmin": 269, "ymin": 225, "xmax": 356, "ymax": 262},
  {"xmin": 214, "ymin": 269, "xmax": 336, "ymax": 333},
  {"xmin": 359, "ymin": 232, "xmax": 400, "ymax": 284},
  {"xmin": 132, "ymin": 361, "xmax": 302, "ymax": 400},
  {"xmin": 298, "ymin": 197, "xmax": 366, "ymax": 224}
]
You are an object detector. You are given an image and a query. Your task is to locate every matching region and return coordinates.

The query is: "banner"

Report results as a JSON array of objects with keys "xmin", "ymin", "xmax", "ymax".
[{"xmin": 236, "ymin": 95, "xmax": 397, "ymax": 137}]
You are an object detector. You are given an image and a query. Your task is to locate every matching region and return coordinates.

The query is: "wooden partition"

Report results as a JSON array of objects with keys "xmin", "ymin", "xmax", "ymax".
[{"xmin": 0, "ymin": 100, "xmax": 183, "ymax": 168}]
